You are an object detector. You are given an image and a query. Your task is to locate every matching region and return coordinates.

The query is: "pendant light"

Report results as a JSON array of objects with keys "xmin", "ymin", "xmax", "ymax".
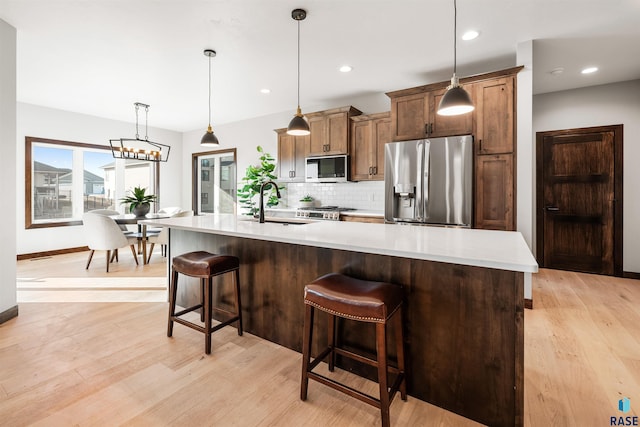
[
  {"xmin": 437, "ymin": 0, "xmax": 474, "ymax": 116},
  {"xmin": 201, "ymin": 49, "xmax": 220, "ymax": 146},
  {"xmin": 287, "ymin": 9, "xmax": 310, "ymax": 136},
  {"xmin": 110, "ymin": 102, "xmax": 171, "ymax": 162}
]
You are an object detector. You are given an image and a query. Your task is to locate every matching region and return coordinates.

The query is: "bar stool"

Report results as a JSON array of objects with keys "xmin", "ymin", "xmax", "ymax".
[
  {"xmin": 168, "ymin": 251, "xmax": 243, "ymax": 354},
  {"xmin": 300, "ymin": 273, "xmax": 407, "ymax": 427}
]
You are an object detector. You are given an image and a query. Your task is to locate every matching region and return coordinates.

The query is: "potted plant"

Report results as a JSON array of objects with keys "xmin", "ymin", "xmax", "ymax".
[
  {"xmin": 299, "ymin": 194, "xmax": 314, "ymax": 208},
  {"xmin": 120, "ymin": 186, "xmax": 157, "ymax": 217},
  {"xmin": 237, "ymin": 146, "xmax": 283, "ymax": 216}
]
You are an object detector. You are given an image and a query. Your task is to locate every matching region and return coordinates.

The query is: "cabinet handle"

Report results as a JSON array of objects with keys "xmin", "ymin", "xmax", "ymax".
[
  {"xmin": 430, "ymin": 123, "xmax": 433, "ymax": 134},
  {"xmin": 373, "ymin": 166, "xmax": 377, "ymax": 175},
  {"xmin": 368, "ymin": 166, "xmax": 372, "ymax": 175},
  {"xmin": 424, "ymin": 123, "xmax": 429, "ymax": 135},
  {"xmin": 478, "ymin": 139, "xmax": 482, "ymax": 152},
  {"xmin": 291, "ymin": 171, "xmax": 295, "ymax": 178}
]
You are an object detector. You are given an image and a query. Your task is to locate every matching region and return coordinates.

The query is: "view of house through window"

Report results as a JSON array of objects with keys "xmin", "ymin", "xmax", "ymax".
[
  {"xmin": 194, "ymin": 149, "xmax": 236, "ymax": 215},
  {"xmin": 26, "ymin": 137, "xmax": 158, "ymax": 228}
]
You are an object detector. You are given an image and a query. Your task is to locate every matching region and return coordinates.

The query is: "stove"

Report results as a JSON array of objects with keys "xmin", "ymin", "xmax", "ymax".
[{"xmin": 295, "ymin": 206, "xmax": 355, "ymax": 221}]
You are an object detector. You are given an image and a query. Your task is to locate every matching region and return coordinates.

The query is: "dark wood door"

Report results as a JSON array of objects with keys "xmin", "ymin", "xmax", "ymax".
[{"xmin": 536, "ymin": 125, "xmax": 623, "ymax": 276}]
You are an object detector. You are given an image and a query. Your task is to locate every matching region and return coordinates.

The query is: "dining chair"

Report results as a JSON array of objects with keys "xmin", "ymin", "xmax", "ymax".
[
  {"xmin": 88, "ymin": 208, "xmax": 132, "ymax": 234},
  {"xmin": 146, "ymin": 210, "xmax": 194, "ymax": 263},
  {"xmin": 83, "ymin": 212, "xmax": 140, "ymax": 272}
]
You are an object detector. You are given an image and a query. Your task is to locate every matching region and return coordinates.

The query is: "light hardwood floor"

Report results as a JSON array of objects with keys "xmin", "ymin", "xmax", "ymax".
[{"xmin": 4, "ymin": 256, "xmax": 640, "ymax": 426}]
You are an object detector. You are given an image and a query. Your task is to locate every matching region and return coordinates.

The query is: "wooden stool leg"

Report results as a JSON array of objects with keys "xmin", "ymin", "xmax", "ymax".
[
  {"xmin": 234, "ymin": 268, "xmax": 243, "ymax": 336},
  {"xmin": 300, "ymin": 304, "xmax": 314, "ymax": 401},
  {"xmin": 204, "ymin": 277, "xmax": 212, "ymax": 354},
  {"xmin": 105, "ymin": 250, "xmax": 111, "ymax": 273},
  {"xmin": 167, "ymin": 269, "xmax": 179, "ymax": 337},
  {"xmin": 376, "ymin": 322, "xmax": 391, "ymax": 427},
  {"xmin": 328, "ymin": 314, "xmax": 336, "ymax": 372},
  {"xmin": 200, "ymin": 279, "xmax": 206, "ymax": 323},
  {"xmin": 394, "ymin": 308, "xmax": 407, "ymax": 401}
]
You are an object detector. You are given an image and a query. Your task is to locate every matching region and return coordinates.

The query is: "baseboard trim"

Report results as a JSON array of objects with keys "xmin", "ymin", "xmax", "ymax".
[
  {"xmin": 0, "ymin": 305, "xmax": 18, "ymax": 324},
  {"xmin": 525, "ymin": 298, "xmax": 533, "ymax": 310},
  {"xmin": 17, "ymin": 246, "xmax": 89, "ymax": 261},
  {"xmin": 623, "ymin": 271, "xmax": 640, "ymax": 280}
]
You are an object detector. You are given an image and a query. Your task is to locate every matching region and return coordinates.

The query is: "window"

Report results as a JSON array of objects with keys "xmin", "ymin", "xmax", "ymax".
[
  {"xmin": 192, "ymin": 148, "xmax": 236, "ymax": 215},
  {"xmin": 26, "ymin": 137, "xmax": 158, "ymax": 228}
]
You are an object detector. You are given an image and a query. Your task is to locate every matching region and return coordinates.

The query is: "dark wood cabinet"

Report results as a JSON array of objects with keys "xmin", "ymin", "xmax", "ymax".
[
  {"xmin": 475, "ymin": 154, "xmax": 514, "ymax": 230},
  {"xmin": 388, "ymin": 87, "xmax": 473, "ymax": 141},
  {"xmin": 349, "ymin": 112, "xmax": 390, "ymax": 181},
  {"xmin": 275, "ymin": 128, "xmax": 308, "ymax": 182},
  {"xmin": 475, "ymin": 77, "xmax": 514, "ymax": 154},
  {"xmin": 387, "ymin": 67, "xmax": 521, "ymax": 231},
  {"xmin": 306, "ymin": 106, "xmax": 362, "ymax": 156}
]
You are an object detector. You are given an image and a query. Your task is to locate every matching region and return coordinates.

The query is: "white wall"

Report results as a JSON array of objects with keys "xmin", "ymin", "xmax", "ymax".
[
  {"xmin": 181, "ymin": 95, "xmax": 391, "ymax": 213},
  {"xmin": 533, "ymin": 79, "xmax": 640, "ymax": 274},
  {"xmin": 16, "ymin": 103, "xmax": 183, "ymax": 255},
  {"xmin": 0, "ymin": 18, "xmax": 17, "ymax": 318}
]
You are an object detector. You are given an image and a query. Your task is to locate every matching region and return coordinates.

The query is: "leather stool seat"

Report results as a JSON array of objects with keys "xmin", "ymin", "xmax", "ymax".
[
  {"xmin": 304, "ymin": 273, "xmax": 403, "ymax": 322},
  {"xmin": 301, "ymin": 273, "xmax": 407, "ymax": 427},
  {"xmin": 168, "ymin": 251, "xmax": 243, "ymax": 354},
  {"xmin": 172, "ymin": 251, "xmax": 240, "ymax": 278}
]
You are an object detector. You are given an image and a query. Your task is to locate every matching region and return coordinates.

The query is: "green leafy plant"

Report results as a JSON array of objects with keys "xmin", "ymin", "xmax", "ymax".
[
  {"xmin": 237, "ymin": 146, "xmax": 283, "ymax": 216},
  {"xmin": 119, "ymin": 186, "xmax": 157, "ymax": 213},
  {"xmin": 299, "ymin": 194, "xmax": 313, "ymax": 202}
]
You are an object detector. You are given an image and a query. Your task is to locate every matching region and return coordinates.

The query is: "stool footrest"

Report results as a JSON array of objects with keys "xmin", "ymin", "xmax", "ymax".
[
  {"xmin": 308, "ymin": 347, "xmax": 333, "ymax": 372},
  {"xmin": 308, "ymin": 371, "xmax": 380, "ymax": 409},
  {"xmin": 174, "ymin": 304, "xmax": 203, "ymax": 318},
  {"xmin": 171, "ymin": 315, "xmax": 240, "ymax": 335}
]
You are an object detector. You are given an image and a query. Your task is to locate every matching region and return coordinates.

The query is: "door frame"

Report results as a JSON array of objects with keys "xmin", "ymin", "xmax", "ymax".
[{"xmin": 535, "ymin": 124, "xmax": 623, "ymax": 276}]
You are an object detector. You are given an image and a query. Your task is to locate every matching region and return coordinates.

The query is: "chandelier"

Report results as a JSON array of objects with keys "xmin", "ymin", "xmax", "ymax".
[{"xmin": 110, "ymin": 102, "xmax": 170, "ymax": 162}]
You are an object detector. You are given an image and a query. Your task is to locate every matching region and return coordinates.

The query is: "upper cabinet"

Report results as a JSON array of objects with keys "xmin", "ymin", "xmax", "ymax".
[
  {"xmin": 387, "ymin": 66, "xmax": 522, "ymax": 231},
  {"xmin": 389, "ymin": 86, "xmax": 473, "ymax": 141},
  {"xmin": 306, "ymin": 106, "xmax": 362, "ymax": 156},
  {"xmin": 275, "ymin": 128, "xmax": 308, "ymax": 182},
  {"xmin": 350, "ymin": 112, "xmax": 391, "ymax": 181},
  {"xmin": 474, "ymin": 77, "xmax": 514, "ymax": 154}
]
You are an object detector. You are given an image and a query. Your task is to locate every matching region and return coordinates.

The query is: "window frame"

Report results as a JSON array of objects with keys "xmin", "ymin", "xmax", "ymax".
[
  {"xmin": 25, "ymin": 136, "xmax": 159, "ymax": 229},
  {"xmin": 192, "ymin": 148, "xmax": 237, "ymax": 215}
]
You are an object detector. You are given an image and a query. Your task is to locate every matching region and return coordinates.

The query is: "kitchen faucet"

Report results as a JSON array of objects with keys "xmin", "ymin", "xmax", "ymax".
[{"xmin": 257, "ymin": 180, "xmax": 281, "ymax": 223}]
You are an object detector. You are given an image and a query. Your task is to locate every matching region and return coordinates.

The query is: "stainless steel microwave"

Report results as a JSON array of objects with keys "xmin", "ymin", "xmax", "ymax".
[{"xmin": 305, "ymin": 155, "xmax": 348, "ymax": 183}]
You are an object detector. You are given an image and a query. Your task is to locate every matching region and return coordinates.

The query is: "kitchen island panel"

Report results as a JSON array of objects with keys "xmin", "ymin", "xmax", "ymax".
[{"xmin": 170, "ymin": 228, "xmax": 523, "ymax": 427}]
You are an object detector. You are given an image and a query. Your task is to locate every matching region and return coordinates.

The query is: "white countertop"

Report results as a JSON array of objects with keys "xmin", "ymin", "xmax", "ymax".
[{"xmin": 142, "ymin": 214, "xmax": 538, "ymax": 273}]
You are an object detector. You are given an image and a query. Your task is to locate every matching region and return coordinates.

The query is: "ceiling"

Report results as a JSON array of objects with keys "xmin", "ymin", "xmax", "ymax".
[{"xmin": 1, "ymin": 0, "xmax": 639, "ymax": 132}]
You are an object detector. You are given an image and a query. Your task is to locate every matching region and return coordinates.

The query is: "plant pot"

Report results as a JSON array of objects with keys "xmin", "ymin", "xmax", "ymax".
[
  {"xmin": 299, "ymin": 201, "xmax": 314, "ymax": 208},
  {"xmin": 132, "ymin": 203, "xmax": 150, "ymax": 217}
]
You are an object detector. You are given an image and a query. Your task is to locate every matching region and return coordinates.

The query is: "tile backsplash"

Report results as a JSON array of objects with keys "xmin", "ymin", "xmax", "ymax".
[{"xmin": 283, "ymin": 181, "xmax": 385, "ymax": 211}]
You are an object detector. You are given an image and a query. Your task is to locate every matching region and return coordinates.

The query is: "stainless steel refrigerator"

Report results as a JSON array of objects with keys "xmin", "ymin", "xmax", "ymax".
[{"xmin": 384, "ymin": 135, "xmax": 473, "ymax": 227}]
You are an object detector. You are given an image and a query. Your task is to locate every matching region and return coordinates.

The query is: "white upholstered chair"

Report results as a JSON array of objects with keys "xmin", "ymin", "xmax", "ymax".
[
  {"xmin": 88, "ymin": 208, "xmax": 132, "ymax": 233},
  {"xmin": 146, "ymin": 210, "xmax": 194, "ymax": 263},
  {"xmin": 157, "ymin": 206, "xmax": 182, "ymax": 216},
  {"xmin": 83, "ymin": 212, "xmax": 140, "ymax": 272}
]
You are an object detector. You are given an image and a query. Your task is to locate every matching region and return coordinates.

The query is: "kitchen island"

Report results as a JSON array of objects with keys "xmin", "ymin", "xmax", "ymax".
[{"xmin": 143, "ymin": 214, "xmax": 537, "ymax": 427}]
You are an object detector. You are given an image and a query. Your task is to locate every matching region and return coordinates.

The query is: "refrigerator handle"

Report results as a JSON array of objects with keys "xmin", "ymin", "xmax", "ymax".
[
  {"xmin": 423, "ymin": 140, "xmax": 429, "ymax": 221},
  {"xmin": 416, "ymin": 140, "xmax": 424, "ymax": 221}
]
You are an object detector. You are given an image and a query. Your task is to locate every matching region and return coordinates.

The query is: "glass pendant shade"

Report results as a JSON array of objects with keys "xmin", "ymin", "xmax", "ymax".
[
  {"xmin": 201, "ymin": 125, "xmax": 219, "ymax": 146},
  {"xmin": 287, "ymin": 106, "xmax": 310, "ymax": 136}
]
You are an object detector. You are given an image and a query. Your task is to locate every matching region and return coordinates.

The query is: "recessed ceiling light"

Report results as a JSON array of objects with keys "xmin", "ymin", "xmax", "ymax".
[
  {"xmin": 462, "ymin": 30, "xmax": 479, "ymax": 41},
  {"xmin": 339, "ymin": 65, "xmax": 352, "ymax": 73},
  {"xmin": 581, "ymin": 67, "xmax": 598, "ymax": 74},
  {"xmin": 260, "ymin": 88, "xmax": 271, "ymax": 94},
  {"xmin": 550, "ymin": 67, "xmax": 564, "ymax": 76}
]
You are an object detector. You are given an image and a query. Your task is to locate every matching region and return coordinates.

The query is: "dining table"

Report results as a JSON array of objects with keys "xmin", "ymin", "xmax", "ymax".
[{"xmin": 111, "ymin": 213, "xmax": 169, "ymax": 264}]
